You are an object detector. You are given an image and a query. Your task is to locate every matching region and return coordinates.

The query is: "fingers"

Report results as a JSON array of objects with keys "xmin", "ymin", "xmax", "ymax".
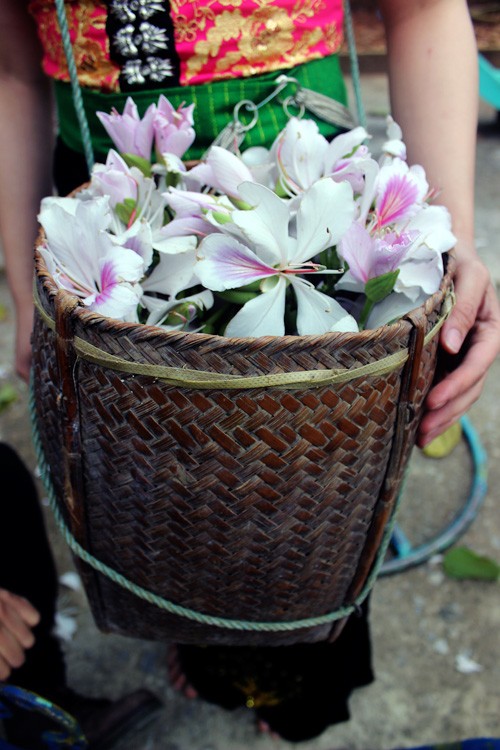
[
  {"xmin": 427, "ymin": 317, "xmax": 499, "ymax": 411},
  {"xmin": 0, "ymin": 589, "xmax": 40, "ymax": 680},
  {"xmin": 418, "ymin": 375, "xmax": 485, "ymax": 447},
  {"xmin": 419, "ymin": 256, "xmax": 500, "ymax": 447},
  {"xmin": 440, "ymin": 257, "xmax": 493, "ymax": 355}
]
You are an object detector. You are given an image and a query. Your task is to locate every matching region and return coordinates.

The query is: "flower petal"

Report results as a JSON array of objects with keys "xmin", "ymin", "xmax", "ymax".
[
  {"xmin": 187, "ymin": 146, "xmax": 255, "ymax": 198},
  {"xmin": 292, "ymin": 278, "xmax": 358, "ymax": 335},
  {"xmin": 294, "ymin": 179, "xmax": 355, "ymax": 263},
  {"xmin": 231, "ymin": 182, "xmax": 291, "ymax": 265},
  {"xmin": 142, "ymin": 248, "xmax": 198, "ymax": 298},
  {"xmin": 404, "ymin": 205, "xmax": 456, "ymax": 255},
  {"xmin": 366, "ymin": 290, "xmax": 428, "ymax": 328},
  {"xmin": 323, "ymin": 126, "xmax": 370, "ymax": 174},
  {"xmin": 113, "ymin": 220, "xmax": 153, "ymax": 267},
  {"xmin": 38, "ymin": 196, "xmax": 114, "ymax": 292},
  {"xmin": 337, "ymin": 222, "xmax": 372, "ymax": 283},
  {"xmin": 88, "ymin": 280, "xmax": 142, "ymax": 319},
  {"xmin": 273, "ymin": 117, "xmax": 328, "ymax": 191},
  {"xmin": 396, "ymin": 255, "xmax": 444, "ymax": 299},
  {"xmin": 196, "ymin": 234, "xmax": 276, "ymax": 291},
  {"xmin": 153, "ymin": 233, "xmax": 198, "ymax": 255},
  {"xmin": 225, "ymin": 277, "xmax": 286, "ymax": 337},
  {"xmin": 375, "ymin": 159, "xmax": 428, "ymax": 227}
]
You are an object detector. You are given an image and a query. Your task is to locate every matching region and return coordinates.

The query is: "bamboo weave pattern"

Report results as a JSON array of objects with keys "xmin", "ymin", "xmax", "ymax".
[{"xmin": 31, "ymin": 245, "xmax": 453, "ymax": 646}]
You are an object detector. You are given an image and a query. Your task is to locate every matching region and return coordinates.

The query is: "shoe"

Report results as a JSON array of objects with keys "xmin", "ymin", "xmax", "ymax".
[{"xmin": 54, "ymin": 687, "xmax": 163, "ymax": 749}]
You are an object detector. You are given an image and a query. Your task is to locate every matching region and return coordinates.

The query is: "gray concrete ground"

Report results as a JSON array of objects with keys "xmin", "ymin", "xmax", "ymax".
[{"xmin": 0, "ymin": 73, "xmax": 499, "ymax": 749}]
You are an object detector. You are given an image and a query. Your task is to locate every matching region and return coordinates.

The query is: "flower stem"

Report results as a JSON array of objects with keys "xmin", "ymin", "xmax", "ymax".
[
  {"xmin": 201, "ymin": 303, "xmax": 231, "ymax": 334},
  {"xmin": 358, "ymin": 297, "xmax": 374, "ymax": 330}
]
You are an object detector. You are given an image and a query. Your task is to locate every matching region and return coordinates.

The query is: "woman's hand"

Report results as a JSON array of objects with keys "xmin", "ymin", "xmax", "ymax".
[
  {"xmin": 0, "ymin": 588, "xmax": 40, "ymax": 681},
  {"xmin": 418, "ymin": 250, "xmax": 500, "ymax": 447}
]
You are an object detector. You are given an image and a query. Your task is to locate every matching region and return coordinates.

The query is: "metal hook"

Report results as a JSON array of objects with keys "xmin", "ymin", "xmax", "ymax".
[
  {"xmin": 232, "ymin": 100, "xmax": 259, "ymax": 132},
  {"xmin": 282, "ymin": 96, "xmax": 305, "ymax": 120}
]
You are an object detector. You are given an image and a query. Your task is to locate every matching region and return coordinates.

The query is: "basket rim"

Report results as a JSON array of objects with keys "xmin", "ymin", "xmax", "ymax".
[{"xmin": 34, "ymin": 227, "xmax": 455, "ymax": 348}]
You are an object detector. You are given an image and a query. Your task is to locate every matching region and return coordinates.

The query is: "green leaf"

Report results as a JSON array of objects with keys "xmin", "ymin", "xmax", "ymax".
[
  {"xmin": 0, "ymin": 383, "xmax": 17, "ymax": 414},
  {"xmin": 121, "ymin": 153, "xmax": 152, "ymax": 177},
  {"xmin": 115, "ymin": 198, "xmax": 137, "ymax": 225},
  {"xmin": 0, "ymin": 304, "xmax": 7, "ymax": 322},
  {"xmin": 365, "ymin": 270, "xmax": 399, "ymax": 303},
  {"xmin": 443, "ymin": 546, "xmax": 500, "ymax": 581}
]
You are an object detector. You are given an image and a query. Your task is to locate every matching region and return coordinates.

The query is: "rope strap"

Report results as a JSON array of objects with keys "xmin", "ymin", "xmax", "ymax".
[
  {"xmin": 30, "ymin": 388, "xmax": 402, "ymax": 632},
  {"xmin": 54, "ymin": 0, "xmax": 94, "ymax": 172},
  {"xmin": 33, "ymin": 286, "xmax": 453, "ymax": 391}
]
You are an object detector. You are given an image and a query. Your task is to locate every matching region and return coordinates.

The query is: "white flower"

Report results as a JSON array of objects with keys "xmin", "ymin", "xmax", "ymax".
[
  {"xmin": 195, "ymin": 180, "xmax": 358, "ymax": 336},
  {"xmin": 185, "ymin": 146, "xmax": 257, "ymax": 200},
  {"xmin": 38, "ymin": 196, "xmax": 145, "ymax": 319}
]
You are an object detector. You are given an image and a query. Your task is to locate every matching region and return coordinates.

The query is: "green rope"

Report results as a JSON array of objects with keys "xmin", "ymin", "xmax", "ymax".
[
  {"xmin": 54, "ymin": 0, "xmax": 94, "ymax": 172},
  {"xmin": 344, "ymin": 0, "xmax": 367, "ymax": 128},
  {"xmin": 29, "ymin": 381, "xmax": 400, "ymax": 633}
]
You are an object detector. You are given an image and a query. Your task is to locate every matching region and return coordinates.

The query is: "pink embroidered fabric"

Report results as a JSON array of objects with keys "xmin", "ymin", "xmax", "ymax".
[
  {"xmin": 28, "ymin": 0, "xmax": 343, "ymax": 91},
  {"xmin": 173, "ymin": 0, "xmax": 344, "ymax": 86}
]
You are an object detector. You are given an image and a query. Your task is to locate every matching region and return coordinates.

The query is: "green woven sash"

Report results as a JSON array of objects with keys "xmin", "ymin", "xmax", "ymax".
[{"xmin": 54, "ymin": 55, "xmax": 347, "ymax": 160}]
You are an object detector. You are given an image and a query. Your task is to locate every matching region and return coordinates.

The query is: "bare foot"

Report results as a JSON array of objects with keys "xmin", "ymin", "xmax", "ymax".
[
  {"xmin": 167, "ymin": 645, "xmax": 198, "ymax": 699},
  {"xmin": 257, "ymin": 719, "xmax": 280, "ymax": 740}
]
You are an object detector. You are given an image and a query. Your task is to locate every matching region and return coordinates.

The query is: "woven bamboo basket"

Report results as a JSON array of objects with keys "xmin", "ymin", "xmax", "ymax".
[{"xmin": 31, "ymin": 234, "xmax": 454, "ymax": 647}]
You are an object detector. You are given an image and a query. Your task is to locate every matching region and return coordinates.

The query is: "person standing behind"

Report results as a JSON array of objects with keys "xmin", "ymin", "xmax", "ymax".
[{"xmin": 0, "ymin": 0, "xmax": 499, "ymax": 742}]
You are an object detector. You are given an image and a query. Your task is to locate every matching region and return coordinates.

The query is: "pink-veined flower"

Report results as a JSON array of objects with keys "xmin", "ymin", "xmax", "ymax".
[
  {"xmin": 38, "ymin": 196, "xmax": 145, "ymax": 319},
  {"xmin": 338, "ymin": 203, "xmax": 456, "ymax": 327},
  {"xmin": 195, "ymin": 180, "xmax": 358, "ymax": 336},
  {"xmin": 97, "ymin": 98, "xmax": 156, "ymax": 159},
  {"xmin": 91, "ymin": 151, "xmax": 138, "ymax": 208},
  {"xmin": 269, "ymin": 118, "xmax": 375, "ymax": 199},
  {"xmin": 373, "ymin": 158, "xmax": 428, "ymax": 228},
  {"xmin": 338, "ymin": 221, "xmax": 416, "ymax": 284},
  {"xmin": 153, "ymin": 95, "xmax": 196, "ymax": 161},
  {"xmin": 185, "ymin": 146, "xmax": 257, "ymax": 201}
]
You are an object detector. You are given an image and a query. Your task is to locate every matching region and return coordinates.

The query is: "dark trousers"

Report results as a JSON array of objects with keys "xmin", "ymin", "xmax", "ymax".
[{"xmin": 0, "ymin": 443, "xmax": 66, "ymax": 694}]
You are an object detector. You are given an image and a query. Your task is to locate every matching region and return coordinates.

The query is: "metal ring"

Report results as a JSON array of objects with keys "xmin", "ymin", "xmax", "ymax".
[
  {"xmin": 232, "ymin": 100, "xmax": 259, "ymax": 132},
  {"xmin": 282, "ymin": 96, "xmax": 305, "ymax": 119}
]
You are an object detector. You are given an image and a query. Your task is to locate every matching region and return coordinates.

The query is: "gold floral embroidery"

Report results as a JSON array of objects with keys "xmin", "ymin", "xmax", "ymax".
[
  {"xmin": 29, "ymin": 0, "xmax": 120, "ymax": 91},
  {"xmin": 178, "ymin": 0, "xmax": 341, "ymax": 84},
  {"xmin": 323, "ymin": 23, "xmax": 343, "ymax": 54},
  {"xmin": 174, "ymin": 5, "xmax": 216, "ymax": 44}
]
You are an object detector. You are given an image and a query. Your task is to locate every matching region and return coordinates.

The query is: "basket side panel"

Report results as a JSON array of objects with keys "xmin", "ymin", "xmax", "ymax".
[{"xmin": 75, "ymin": 360, "xmax": 401, "ymax": 641}]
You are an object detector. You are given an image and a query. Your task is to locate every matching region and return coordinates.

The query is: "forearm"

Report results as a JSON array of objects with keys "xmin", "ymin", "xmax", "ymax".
[
  {"xmin": 378, "ymin": 0, "xmax": 478, "ymax": 250},
  {"xmin": 0, "ymin": 75, "xmax": 54, "ymax": 311},
  {"xmin": 0, "ymin": 1, "xmax": 54, "ymax": 379},
  {"xmin": 377, "ymin": 0, "xmax": 500, "ymax": 443}
]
